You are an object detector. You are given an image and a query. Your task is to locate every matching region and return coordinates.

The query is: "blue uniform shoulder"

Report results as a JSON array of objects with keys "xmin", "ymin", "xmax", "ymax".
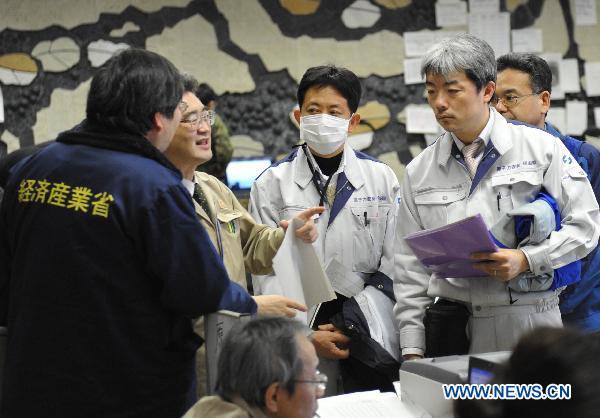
[
  {"xmin": 256, "ymin": 148, "xmax": 299, "ymax": 180},
  {"xmin": 353, "ymin": 149, "xmax": 382, "ymax": 163}
]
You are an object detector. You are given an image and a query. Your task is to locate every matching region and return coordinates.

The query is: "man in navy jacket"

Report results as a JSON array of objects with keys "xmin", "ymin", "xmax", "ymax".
[{"xmin": 0, "ymin": 49, "xmax": 254, "ymax": 417}]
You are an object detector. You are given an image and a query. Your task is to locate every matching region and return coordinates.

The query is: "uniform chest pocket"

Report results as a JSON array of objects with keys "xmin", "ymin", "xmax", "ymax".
[
  {"xmin": 491, "ymin": 170, "xmax": 543, "ymax": 211},
  {"xmin": 217, "ymin": 209, "xmax": 243, "ymax": 236},
  {"xmin": 350, "ymin": 204, "xmax": 391, "ymax": 273},
  {"xmin": 414, "ymin": 187, "xmax": 467, "ymax": 229}
]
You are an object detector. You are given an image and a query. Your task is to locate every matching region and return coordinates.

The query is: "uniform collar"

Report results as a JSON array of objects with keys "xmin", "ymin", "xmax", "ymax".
[
  {"xmin": 438, "ymin": 107, "xmax": 513, "ymax": 167},
  {"xmin": 294, "ymin": 142, "xmax": 365, "ymax": 190}
]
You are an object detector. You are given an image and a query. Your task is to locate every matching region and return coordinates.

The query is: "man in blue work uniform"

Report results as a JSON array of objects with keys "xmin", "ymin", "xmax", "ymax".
[
  {"xmin": 496, "ymin": 52, "xmax": 600, "ymax": 331},
  {"xmin": 0, "ymin": 49, "xmax": 255, "ymax": 417}
]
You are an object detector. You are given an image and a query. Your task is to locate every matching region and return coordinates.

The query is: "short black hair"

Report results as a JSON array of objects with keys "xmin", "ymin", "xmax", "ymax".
[
  {"xmin": 297, "ymin": 65, "xmax": 362, "ymax": 113},
  {"xmin": 196, "ymin": 83, "xmax": 217, "ymax": 105},
  {"xmin": 86, "ymin": 48, "xmax": 183, "ymax": 136},
  {"xmin": 497, "ymin": 53, "xmax": 553, "ymax": 94}
]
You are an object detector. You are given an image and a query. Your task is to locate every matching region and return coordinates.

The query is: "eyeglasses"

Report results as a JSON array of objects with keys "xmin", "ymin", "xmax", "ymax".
[
  {"xmin": 492, "ymin": 92, "xmax": 540, "ymax": 108},
  {"xmin": 180, "ymin": 109, "xmax": 216, "ymax": 129},
  {"xmin": 294, "ymin": 370, "xmax": 328, "ymax": 396}
]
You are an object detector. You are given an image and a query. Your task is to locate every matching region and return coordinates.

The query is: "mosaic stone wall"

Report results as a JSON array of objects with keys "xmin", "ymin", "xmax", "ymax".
[{"xmin": 1, "ymin": 0, "xmax": 600, "ymax": 179}]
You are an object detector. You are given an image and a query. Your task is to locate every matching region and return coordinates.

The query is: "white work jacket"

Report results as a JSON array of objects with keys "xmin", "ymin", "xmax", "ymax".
[
  {"xmin": 249, "ymin": 142, "xmax": 400, "ymax": 299},
  {"xmin": 394, "ymin": 108, "xmax": 600, "ymax": 355}
]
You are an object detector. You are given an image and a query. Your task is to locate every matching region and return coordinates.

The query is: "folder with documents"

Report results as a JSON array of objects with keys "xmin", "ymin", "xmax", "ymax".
[{"xmin": 403, "ymin": 214, "xmax": 497, "ymax": 278}]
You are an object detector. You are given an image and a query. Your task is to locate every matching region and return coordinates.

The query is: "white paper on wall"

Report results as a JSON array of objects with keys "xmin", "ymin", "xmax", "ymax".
[
  {"xmin": 566, "ymin": 100, "xmax": 588, "ymax": 136},
  {"xmin": 547, "ymin": 107, "xmax": 567, "ymax": 134},
  {"xmin": 404, "ymin": 57, "xmax": 425, "ymax": 85},
  {"xmin": 403, "ymin": 30, "xmax": 463, "ymax": 57},
  {"xmin": 560, "ymin": 59, "xmax": 581, "ymax": 93},
  {"xmin": 468, "ymin": 12, "xmax": 510, "ymax": 57},
  {"xmin": 469, "ymin": 0, "xmax": 499, "ymax": 14},
  {"xmin": 574, "ymin": 0, "xmax": 598, "ymax": 26},
  {"xmin": 584, "ymin": 61, "xmax": 600, "ymax": 97},
  {"xmin": 511, "ymin": 28, "xmax": 543, "ymax": 53},
  {"xmin": 405, "ymin": 104, "xmax": 440, "ymax": 134},
  {"xmin": 435, "ymin": 2, "xmax": 467, "ymax": 27}
]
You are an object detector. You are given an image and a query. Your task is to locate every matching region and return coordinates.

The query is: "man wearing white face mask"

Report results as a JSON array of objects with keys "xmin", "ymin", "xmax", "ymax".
[{"xmin": 249, "ymin": 65, "xmax": 401, "ymax": 394}]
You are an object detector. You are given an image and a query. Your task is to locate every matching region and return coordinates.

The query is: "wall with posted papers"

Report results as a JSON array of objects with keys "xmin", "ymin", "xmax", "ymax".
[{"xmin": 1, "ymin": 0, "xmax": 600, "ymax": 182}]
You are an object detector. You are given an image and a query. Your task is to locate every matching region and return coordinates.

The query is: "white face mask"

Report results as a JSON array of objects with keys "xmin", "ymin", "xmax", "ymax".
[{"xmin": 299, "ymin": 113, "xmax": 351, "ymax": 155}]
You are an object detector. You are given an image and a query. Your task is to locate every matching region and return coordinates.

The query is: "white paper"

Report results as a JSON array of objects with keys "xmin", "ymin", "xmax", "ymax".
[
  {"xmin": 405, "ymin": 104, "xmax": 440, "ymax": 134},
  {"xmin": 594, "ymin": 107, "xmax": 600, "ymax": 128},
  {"xmin": 435, "ymin": 2, "xmax": 467, "ymax": 27},
  {"xmin": 469, "ymin": 0, "xmax": 499, "ymax": 13},
  {"xmin": 574, "ymin": 0, "xmax": 597, "ymax": 26},
  {"xmin": 547, "ymin": 107, "xmax": 567, "ymax": 135},
  {"xmin": 0, "ymin": 85, "xmax": 4, "ymax": 124},
  {"xmin": 317, "ymin": 391, "xmax": 417, "ymax": 418},
  {"xmin": 271, "ymin": 218, "xmax": 336, "ymax": 322},
  {"xmin": 540, "ymin": 53, "xmax": 565, "ymax": 99},
  {"xmin": 403, "ymin": 30, "xmax": 463, "ymax": 57},
  {"xmin": 560, "ymin": 58, "xmax": 581, "ymax": 93},
  {"xmin": 566, "ymin": 100, "xmax": 588, "ymax": 136},
  {"xmin": 511, "ymin": 28, "xmax": 543, "ymax": 53},
  {"xmin": 468, "ymin": 12, "xmax": 510, "ymax": 57},
  {"xmin": 584, "ymin": 61, "xmax": 600, "ymax": 97},
  {"xmin": 404, "ymin": 57, "xmax": 425, "ymax": 85}
]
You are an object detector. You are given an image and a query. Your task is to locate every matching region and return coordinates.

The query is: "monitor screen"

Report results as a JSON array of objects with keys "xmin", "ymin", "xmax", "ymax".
[
  {"xmin": 468, "ymin": 356, "xmax": 498, "ymax": 384},
  {"xmin": 226, "ymin": 157, "xmax": 272, "ymax": 190}
]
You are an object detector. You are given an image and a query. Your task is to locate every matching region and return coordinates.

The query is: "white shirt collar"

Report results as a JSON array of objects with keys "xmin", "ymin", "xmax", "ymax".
[{"xmin": 181, "ymin": 178, "xmax": 194, "ymax": 197}]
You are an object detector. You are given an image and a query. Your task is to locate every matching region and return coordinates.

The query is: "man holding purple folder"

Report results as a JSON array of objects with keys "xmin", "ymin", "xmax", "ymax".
[{"xmin": 393, "ymin": 34, "xmax": 600, "ymax": 360}]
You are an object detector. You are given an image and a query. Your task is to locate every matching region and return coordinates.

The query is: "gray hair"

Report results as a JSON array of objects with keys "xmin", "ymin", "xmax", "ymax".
[
  {"xmin": 421, "ymin": 33, "xmax": 497, "ymax": 91},
  {"xmin": 215, "ymin": 317, "xmax": 307, "ymax": 408}
]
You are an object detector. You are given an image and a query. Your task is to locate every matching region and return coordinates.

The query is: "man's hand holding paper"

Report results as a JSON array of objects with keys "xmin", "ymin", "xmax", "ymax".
[{"xmin": 471, "ymin": 248, "xmax": 531, "ymax": 282}]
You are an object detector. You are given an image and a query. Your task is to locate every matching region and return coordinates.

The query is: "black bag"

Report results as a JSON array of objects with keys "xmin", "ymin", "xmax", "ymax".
[{"xmin": 424, "ymin": 299, "xmax": 470, "ymax": 358}]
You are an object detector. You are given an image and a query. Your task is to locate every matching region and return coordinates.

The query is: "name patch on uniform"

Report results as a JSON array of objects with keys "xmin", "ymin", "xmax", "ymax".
[
  {"xmin": 496, "ymin": 160, "xmax": 537, "ymax": 172},
  {"xmin": 17, "ymin": 178, "xmax": 115, "ymax": 218},
  {"xmin": 353, "ymin": 195, "xmax": 388, "ymax": 203}
]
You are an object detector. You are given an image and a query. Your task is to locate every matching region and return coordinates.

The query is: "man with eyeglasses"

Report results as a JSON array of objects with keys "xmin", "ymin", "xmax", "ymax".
[
  {"xmin": 495, "ymin": 52, "xmax": 600, "ymax": 331},
  {"xmin": 183, "ymin": 316, "xmax": 324, "ymax": 418},
  {"xmin": 164, "ymin": 75, "xmax": 324, "ymax": 396}
]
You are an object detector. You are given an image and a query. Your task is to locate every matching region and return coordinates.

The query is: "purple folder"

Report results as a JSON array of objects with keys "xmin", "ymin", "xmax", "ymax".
[{"xmin": 404, "ymin": 214, "xmax": 498, "ymax": 278}]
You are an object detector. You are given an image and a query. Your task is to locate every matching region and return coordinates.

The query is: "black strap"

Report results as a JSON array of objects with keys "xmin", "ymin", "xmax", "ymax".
[{"xmin": 292, "ymin": 143, "xmax": 333, "ymax": 206}]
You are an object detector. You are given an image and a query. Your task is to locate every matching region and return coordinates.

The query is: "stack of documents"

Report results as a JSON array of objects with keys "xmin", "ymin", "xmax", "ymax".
[
  {"xmin": 316, "ymin": 390, "xmax": 423, "ymax": 418},
  {"xmin": 403, "ymin": 214, "xmax": 497, "ymax": 278}
]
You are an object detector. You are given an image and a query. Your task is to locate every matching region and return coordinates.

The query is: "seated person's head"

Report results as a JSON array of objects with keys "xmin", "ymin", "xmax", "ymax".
[
  {"xmin": 217, "ymin": 316, "xmax": 323, "ymax": 418},
  {"xmin": 456, "ymin": 327, "xmax": 600, "ymax": 418}
]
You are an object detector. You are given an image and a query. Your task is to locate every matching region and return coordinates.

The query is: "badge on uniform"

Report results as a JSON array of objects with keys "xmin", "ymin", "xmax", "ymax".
[{"xmin": 227, "ymin": 221, "xmax": 236, "ymax": 234}]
